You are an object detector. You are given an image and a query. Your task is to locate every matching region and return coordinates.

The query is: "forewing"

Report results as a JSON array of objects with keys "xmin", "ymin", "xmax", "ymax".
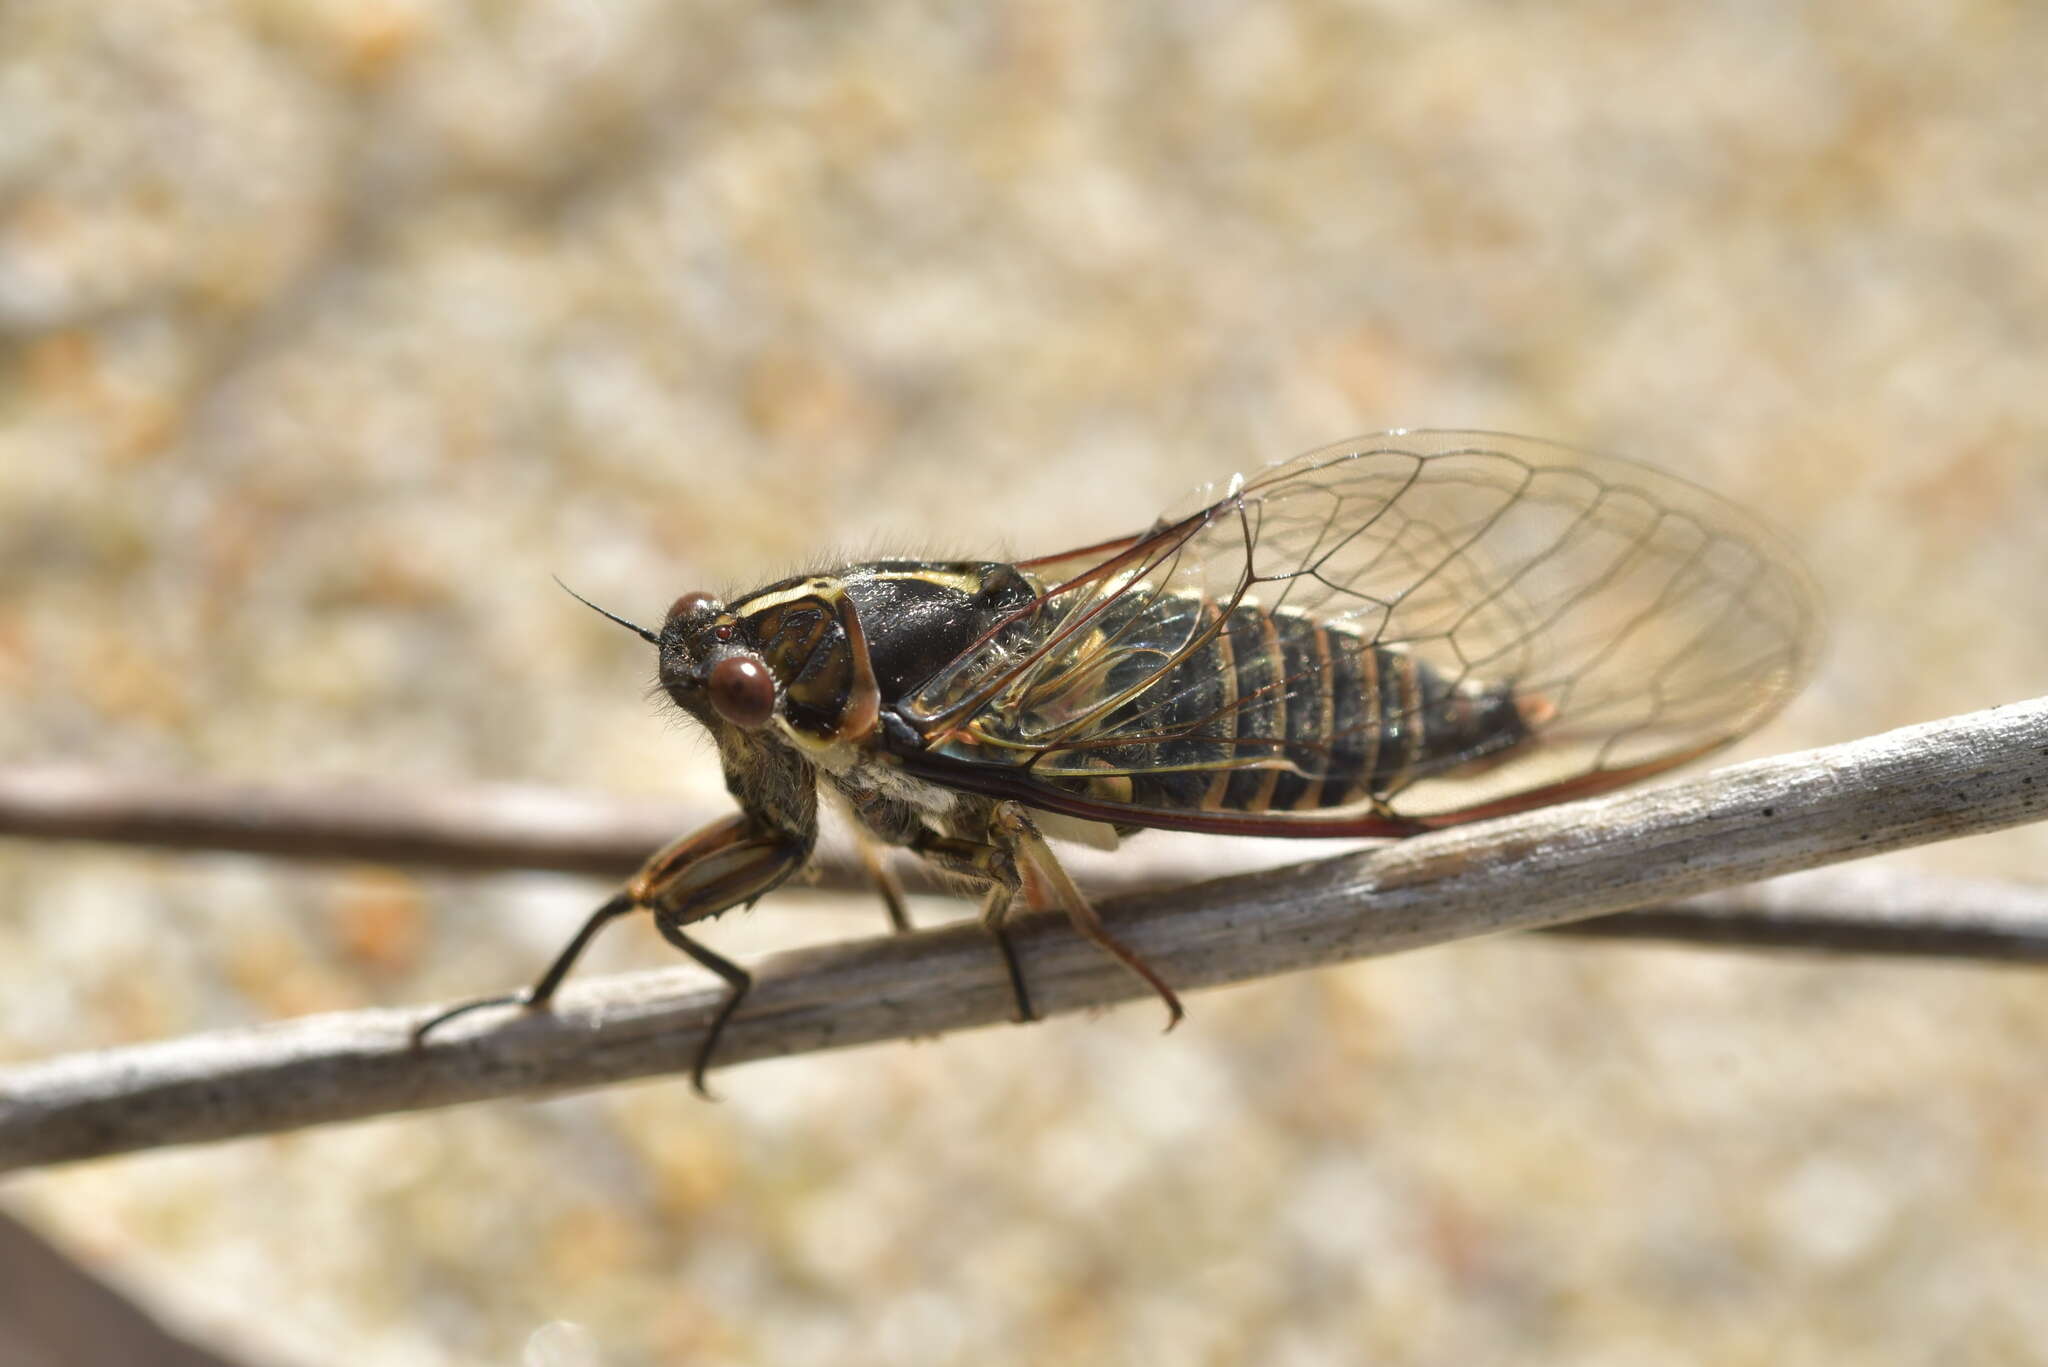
[{"xmin": 902, "ymin": 431, "xmax": 1820, "ymax": 831}]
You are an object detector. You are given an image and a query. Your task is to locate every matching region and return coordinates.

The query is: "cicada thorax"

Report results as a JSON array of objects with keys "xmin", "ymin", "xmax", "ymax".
[
  {"xmin": 993, "ymin": 589, "xmax": 1533, "ymax": 819},
  {"xmin": 729, "ymin": 583, "xmax": 869, "ymax": 741},
  {"xmin": 729, "ymin": 561, "xmax": 1039, "ymax": 751}
]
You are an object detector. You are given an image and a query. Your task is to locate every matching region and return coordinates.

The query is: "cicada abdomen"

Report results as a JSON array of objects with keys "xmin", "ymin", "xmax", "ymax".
[
  {"xmin": 898, "ymin": 432, "xmax": 1820, "ymax": 835},
  {"xmin": 982, "ymin": 590, "xmax": 1530, "ymax": 819}
]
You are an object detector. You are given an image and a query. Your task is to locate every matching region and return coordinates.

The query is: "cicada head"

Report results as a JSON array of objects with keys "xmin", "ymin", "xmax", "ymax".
[
  {"xmin": 554, "ymin": 581, "xmax": 818, "ymax": 838},
  {"xmin": 654, "ymin": 590, "xmax": 783, "ymax": 734},
  {"xmin": 547, "ymin": 578, "xmax": 786, "ymax": 738},
  {"xmin": 645, "ymin": 574, "xmax": 883, "ymax": 754}
]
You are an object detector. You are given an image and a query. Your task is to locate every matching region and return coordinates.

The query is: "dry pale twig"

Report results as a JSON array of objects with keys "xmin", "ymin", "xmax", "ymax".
[{"xmin": 2, "ymin": 697, "xmax": 2047, "ymax": 1172}]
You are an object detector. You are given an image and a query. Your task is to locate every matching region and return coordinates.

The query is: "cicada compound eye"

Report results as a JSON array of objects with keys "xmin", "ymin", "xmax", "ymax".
[
  {"xmin": 666, "ymin": 590, "xmax": 719, "ymax": 626},
  {"xmin": 708, "ymin": 655, "xmax": 777, "ymax": 729}
]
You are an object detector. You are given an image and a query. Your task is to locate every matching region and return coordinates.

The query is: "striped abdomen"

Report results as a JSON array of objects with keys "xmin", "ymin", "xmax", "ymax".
[{"xmin": 1051, "ymin": 597, "xmax": 1531, "ymax": 817}]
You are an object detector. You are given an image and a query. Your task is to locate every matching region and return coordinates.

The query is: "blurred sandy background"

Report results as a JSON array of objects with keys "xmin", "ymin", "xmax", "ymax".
[{"xmin": 4, "ymin": 2, "xmax": 2048, "ymax": 1364}]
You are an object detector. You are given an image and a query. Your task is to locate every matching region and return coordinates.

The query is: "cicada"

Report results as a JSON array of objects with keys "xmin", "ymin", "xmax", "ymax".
[{"xmin": 416, "ymin": 431, "xmax": 1819, "ymax": 1092}]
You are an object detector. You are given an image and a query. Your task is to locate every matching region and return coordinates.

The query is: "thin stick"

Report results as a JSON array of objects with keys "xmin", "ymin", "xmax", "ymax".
[
  {"xmin": 3, "ymin": 697, "xmax": 2047, "ymax": 1172},
  {"xmin": 4, "ymin": 763, "xmax": 2046, "ymax": 963},
  {"xmin": 0, "ymin": 767, "xmax": 681, "ymax": 877},
  {"xmin": 1546, "ymin": 866, "xmax": 2048, "ymax": 960}
]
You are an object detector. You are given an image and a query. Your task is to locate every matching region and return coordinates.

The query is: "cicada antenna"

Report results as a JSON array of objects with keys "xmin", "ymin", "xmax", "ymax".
[{"xmin": 554, "ymin": 576, "xmax": 661, "ymax": 645}]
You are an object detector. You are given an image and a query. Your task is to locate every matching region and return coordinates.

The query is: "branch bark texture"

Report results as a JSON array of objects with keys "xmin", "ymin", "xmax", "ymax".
[{"xmin": 3, "ymin": 697, "xmax": 2047, "ymax": 1171}]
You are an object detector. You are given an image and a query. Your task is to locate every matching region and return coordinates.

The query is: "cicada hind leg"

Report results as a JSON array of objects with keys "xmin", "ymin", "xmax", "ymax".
[
  {"xmin": 906, "ymin": 827, "xmax": 1039, "ymax": 1021},
  {"xmin": 997, "ymin": 803, "xmax": 1184, "ymax": 1030},
  {"xmin": 914, "ymin": 804, "xmax": 1185, "ymax": 1030}
]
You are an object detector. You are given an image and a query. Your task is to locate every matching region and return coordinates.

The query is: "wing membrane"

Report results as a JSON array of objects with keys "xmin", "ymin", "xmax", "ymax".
[{"xmin": 898, "ymin": 431, "xmax": 1820, "ymax": 832}]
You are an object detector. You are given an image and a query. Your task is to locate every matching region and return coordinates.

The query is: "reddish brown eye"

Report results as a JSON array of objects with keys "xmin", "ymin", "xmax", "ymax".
[
  {"xmin": 708, "ymin": 656, "xmax": 776, "ymax": 729},
  {"xmin": 667, "ymin": 591, "xmax": 718, "ymax": 625}
]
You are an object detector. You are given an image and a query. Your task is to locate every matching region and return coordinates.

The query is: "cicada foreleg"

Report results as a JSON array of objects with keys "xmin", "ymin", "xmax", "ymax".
[{"xmin": 411, "ymin": 809, "xmax": 811, "ymax": 1098}]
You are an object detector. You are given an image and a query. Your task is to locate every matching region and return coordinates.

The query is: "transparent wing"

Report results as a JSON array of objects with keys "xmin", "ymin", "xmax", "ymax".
[{"xmin": 898, "ymin": 431, "xmax": 1821, "ymax": 832}]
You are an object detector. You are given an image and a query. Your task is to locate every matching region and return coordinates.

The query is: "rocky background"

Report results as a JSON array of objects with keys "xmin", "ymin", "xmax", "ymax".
[{"xmin": 4, "ymin": 2, "xmax": 2047, "ymax": 1363}]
